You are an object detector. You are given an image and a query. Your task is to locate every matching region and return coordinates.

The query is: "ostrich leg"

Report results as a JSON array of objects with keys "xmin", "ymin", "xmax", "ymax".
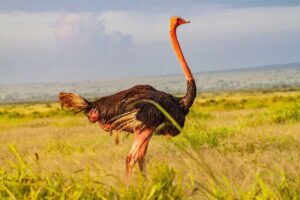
[
  {"xmin": 126, "ymin": 128, "xmax": 153, "ymax": 179},
  {"xmin": 138, "ymin": 135, "xmax": 152, "ymax": 175}
]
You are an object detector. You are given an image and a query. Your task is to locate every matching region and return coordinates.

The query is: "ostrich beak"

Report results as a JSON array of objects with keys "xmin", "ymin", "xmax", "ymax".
[{"xmin": 179, "ymin": 19, "xmax": 190, "ymax": 25}]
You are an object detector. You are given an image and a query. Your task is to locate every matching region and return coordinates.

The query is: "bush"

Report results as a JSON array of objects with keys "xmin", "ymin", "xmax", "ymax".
[{"xmin": 271, "ymin": 103, "xmax": 300, "ymax": 123}]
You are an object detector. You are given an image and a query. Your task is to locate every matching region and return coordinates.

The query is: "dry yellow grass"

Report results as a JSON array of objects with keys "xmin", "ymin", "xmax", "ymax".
[{"xmin": 0, "ymin": 90, "xmax": 299, "ymax": 199}]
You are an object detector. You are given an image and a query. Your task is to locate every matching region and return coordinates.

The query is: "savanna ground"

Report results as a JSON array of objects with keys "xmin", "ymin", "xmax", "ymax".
[{"xmin": 0, "ymin": 90, "xmax": 299, "ymax": 199}]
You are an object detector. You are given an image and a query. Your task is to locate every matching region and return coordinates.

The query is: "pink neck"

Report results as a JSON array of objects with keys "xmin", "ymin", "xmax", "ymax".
[{"xmin": 170, "ymin": 27, "xmax": 194, "ymax": 81}]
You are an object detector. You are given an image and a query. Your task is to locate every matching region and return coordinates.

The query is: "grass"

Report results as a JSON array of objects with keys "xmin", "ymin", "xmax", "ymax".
[
  {"xmin": 271, "ymin": 102, "xmax": 300, "ymax": 123},
  {"xmin": 0, "ymin": 90, "xmax": 299, "ymax": 199}
]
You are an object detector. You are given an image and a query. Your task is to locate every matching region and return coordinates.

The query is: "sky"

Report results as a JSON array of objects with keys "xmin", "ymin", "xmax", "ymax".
[{"xmin": 0, "ymin": 0, "xmax": 300, "ymax": 84}]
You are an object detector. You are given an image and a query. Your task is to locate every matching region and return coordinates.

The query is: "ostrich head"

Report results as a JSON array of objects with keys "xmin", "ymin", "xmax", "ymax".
[{"xmin": 170, "ymin": 16, "xmax": 190, "ymax": 30}]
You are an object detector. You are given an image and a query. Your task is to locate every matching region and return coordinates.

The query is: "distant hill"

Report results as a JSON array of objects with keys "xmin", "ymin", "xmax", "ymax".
[
  {"xmin": 214, "ymin": 62, "xmax": 300, "ymax": 72},
  {"xmin": 0, "ymin": 62, "xmax": 300, "ymax": 104}
]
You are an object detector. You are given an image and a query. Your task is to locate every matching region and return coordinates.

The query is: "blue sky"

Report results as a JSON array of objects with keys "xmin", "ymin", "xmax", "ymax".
[{"xmin": 0, "ymin": 0, "xmax": 300, "ymax": 84}]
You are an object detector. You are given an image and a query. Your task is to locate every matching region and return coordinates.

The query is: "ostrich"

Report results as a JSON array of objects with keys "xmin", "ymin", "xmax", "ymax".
[{"xmin": 59, "ymin": 16, "xmax": 196, "ymax": 177}]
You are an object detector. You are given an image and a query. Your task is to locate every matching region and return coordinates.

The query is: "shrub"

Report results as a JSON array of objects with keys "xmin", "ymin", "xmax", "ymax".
[{"xmin": 271, "ymin": 103, "xmax": 300, "ymax": 123}]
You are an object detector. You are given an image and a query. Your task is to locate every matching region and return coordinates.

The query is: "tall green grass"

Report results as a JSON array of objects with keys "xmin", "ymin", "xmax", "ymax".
[
  {"xmin": 1, "ymin": 91, "xmax": 300, "ymax": 199},
  {"xmin": 1, "ymin": 141, "xmax": 299, "ymax": 199},
  {"xmin": 271, "ymin": 102, "xmax": 300, "ymax": 123},
  {"xmin": 0, "ymin": 145, "xmax": 185, "ymax": 199},
  {"xmin": 134, "ymin": 99, "xmax": 300, "ymax": 199}
]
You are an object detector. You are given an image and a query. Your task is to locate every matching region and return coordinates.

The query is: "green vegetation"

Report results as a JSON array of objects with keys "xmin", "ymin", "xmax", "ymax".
[
  {"xmin": 0, "ymin": 91, "xmax": 299, "ymax": 199},
  {"xmin": 271, "ymin": 102, "xmax": 300, "ymax": 123}
]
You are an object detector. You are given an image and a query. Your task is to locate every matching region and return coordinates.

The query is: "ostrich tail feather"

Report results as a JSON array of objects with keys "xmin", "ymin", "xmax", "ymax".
[{"xmin": 59, "ymin": 92, "xmax": 90, "ymax": 113}]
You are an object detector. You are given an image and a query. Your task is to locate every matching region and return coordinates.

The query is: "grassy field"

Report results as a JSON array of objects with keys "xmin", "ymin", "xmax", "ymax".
[{"xmin": 0, "ymin": 90, "xmax": 299, "ymax": 199}]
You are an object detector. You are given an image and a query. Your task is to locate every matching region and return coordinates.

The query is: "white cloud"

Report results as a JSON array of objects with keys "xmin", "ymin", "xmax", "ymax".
[
  {"xmin": 0, "ymin": 12, "xmax": 56, "ymax": 46},
  {"xmin": 2, "ymin": 6, "xmax": 300, "ymax": 47},
  {"xmin": 188, "ymin": 6, "xmax": 300, "ymax": 41},
  {"xmin": 100, "ymin": 11, "xmax": 169, "ymax": 45},
  {"xmin": 100, "ymin": 6, "xmax": 300, "ymax": 44},
  {"xmin": 54, "ymin": 13, "xmax": 85, "ymax": 41},
  {"xmin": 0, "ymin": 12, "xmax": 134, "ymax": 83},
  {"xmin": 0, "ymin": 5, "xmax": 300, "ymax": 84}
]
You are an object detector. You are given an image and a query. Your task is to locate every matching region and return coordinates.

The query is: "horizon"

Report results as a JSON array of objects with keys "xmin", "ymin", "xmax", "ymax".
[
  {"xmin": 0, "ymin": 61, "xmax": 298, "ymax": 86},
  {"xmin": 1, "ymin": 63, "xmax": 300, "ymax": 104},
  {"xmin": 1, "ymin": 1, "xmax": 300, "ymax": 84}
]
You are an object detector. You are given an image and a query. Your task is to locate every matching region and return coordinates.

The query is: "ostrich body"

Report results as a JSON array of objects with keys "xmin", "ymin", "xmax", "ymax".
[{"xmin": 59, "ymin": 16, "xmax": 196, "ymax": 177}]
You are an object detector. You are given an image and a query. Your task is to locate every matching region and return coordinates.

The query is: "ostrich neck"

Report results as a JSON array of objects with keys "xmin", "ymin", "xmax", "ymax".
[{"xmin": 170, "ymin": 28, "xmax": 194, "ymax": 81}]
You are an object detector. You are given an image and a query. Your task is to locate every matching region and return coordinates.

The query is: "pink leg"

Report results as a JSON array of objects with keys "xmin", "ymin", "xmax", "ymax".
[
  {"xmin": 126, "ymin": 128, "xmax": 153, "ymax": 179},
  {"xmin": 137, "ymin": 140, "xmax": 150, "ymax": 176}
]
